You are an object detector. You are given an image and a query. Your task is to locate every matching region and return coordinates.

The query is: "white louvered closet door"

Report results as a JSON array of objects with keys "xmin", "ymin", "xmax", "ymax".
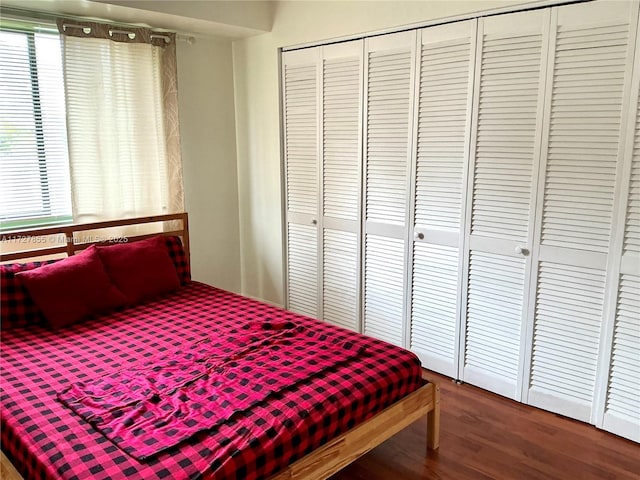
[
  {"xmin": 409, "ymin": 20, "xmax": 476, "ymax": 377},
  {"xmin": 522, "ymin": 1, "xmax": 639, "ymax": 424},
  {"xmin": 320, "ymin": 41, "xmax": 363, "ymax": 332},
  {"xmin": 596, "ymin": 3, "xmax": 640, "ymax": 442},
  {"xmin": 282, "ymin": 49, "xmax": 320, "ymax": 318},
  {"xmin": 461, "ymin": 10, "xmax": 550, "ymax": 399},
  {"xmin": 363, "ymin": 32, "xmax": 417, "ymax": 346}
]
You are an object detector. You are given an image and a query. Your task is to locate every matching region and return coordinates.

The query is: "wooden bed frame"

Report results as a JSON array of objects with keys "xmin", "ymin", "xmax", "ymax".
[{"xmin": 0, "ymin": 213, "xmax": 440, "ymax": 480}]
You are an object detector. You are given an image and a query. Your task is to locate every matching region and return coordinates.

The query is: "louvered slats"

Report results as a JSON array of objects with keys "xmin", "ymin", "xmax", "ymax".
[
  {"xmin": 531, "ymin": 263, "xmax": 605, "ymax": 408},
  {"xmin": 323, "ymin": 229, "xmax": 358, "ymax": 331},
  {"xmin": 285, "ymin": 63, "xmax": 318, "ymax": 215},
  {"xmin": 366, "ymin": 49, "xmax": 412, "ymax": 225},
  {"xmin": 541, "ymin": 23, "xmax": 630, "ymax": 252},
  {"xmin": 624, "ymin": 103, "xmax": 640, "ymax": 254},
  {"xmin": 323, "ymin": 57, "xmax": 360, "ymax": 221},
  {"xmin": 281, "ymin": 3, "xmax": 640, "ymax": 439},
  {"xmin": 411, "ymin": 244, "xmax": 459, "ymax": 364},
  {"xmin": 364, "ymin": 235, "xmax": 404, "ymax": 346},
  {"xmin": 465, "ymin": 251, "xmax": 525, "ymax": 383},
  {"xmin": 415, "ymin": 37, "xmax": 471, "ymax": 230},
  {"xmin": 606, "ymin": 274, "xmax": 640, "ymax": 422},
  {"xmin": 287, "ymin": 224, "xmax": 318, "ymax": 317},
  {"xmin": 471, "ymin": 32, "xmax": 543, "ymax": 241}
]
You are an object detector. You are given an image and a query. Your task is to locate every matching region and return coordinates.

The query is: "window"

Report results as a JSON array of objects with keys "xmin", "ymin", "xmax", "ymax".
[
  {"xmin": 0, "ymin": 28, "xmax": 72, "ymax": 230},
  {"xmin": 0, "ymin": 19, "xmax": 183, "ymax": 230}
]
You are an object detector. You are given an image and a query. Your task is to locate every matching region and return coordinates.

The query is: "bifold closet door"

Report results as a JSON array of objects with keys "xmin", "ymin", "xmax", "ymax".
[
  {"xmin": 460, "ymin": 10, "xmax": 550, "ymax": 399},
  {"xmin": 522, "ymin": 1, "xmax": 639, "ymax": 424},
  {"xmin": 362, "ymin": 31, "xmax": 416, "ymax": 346},
  {"xmin": 408, "ymin": 20, "xmax": 476, "ymax": 377},
  {"xmin": 599, "ymin": 22, "xmax": 640, "ymax": 440},
  {"xmin": 592, "ymin": 2, "xmax": 639, "ymax": 440},
  {"xmin": 282, "ymin": 48, "xmax": 320, "ymax": 318},
  {"xmin": 320, "ymin": 40, "xmax": 363, "ymax": 332}
]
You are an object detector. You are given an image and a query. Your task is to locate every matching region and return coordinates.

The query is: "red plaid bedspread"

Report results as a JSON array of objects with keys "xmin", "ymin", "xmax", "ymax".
[
  {"xmin": 59, "ymin": 322, "xmax": 367, "ymax": 459},
  {"xmin": 1, "ymin": 282, "xmax": 423, "ymax": 480}
]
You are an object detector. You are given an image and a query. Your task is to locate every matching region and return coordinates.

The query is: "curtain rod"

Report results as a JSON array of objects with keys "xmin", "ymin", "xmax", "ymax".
[
  {"xmin": 60, "ymin": 23, "xmax": 173, "ymax": 44},
  {"xmin": 0, "ymin": 6, "xmax": 195, "ymax": 44}
]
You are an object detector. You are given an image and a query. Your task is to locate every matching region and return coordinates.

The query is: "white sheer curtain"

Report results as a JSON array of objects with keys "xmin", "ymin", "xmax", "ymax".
[{"xmin": 57, "ymin": 20, "xmax": 184, "ymax": 224}]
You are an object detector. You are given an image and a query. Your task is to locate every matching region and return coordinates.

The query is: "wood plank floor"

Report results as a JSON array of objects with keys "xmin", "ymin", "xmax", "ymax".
[{"xmin": 331, "ymin": 371, "xmax": 640, "ymax": 480}]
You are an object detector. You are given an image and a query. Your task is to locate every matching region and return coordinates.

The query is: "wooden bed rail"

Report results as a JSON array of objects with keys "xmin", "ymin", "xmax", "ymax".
[
  {"xmin": 0, "ymin": 213, "xmax": 189, "ymax": 266},
  {"xmin": 270, "ymin": 381, "xmax": 439, "ymax": 480}
]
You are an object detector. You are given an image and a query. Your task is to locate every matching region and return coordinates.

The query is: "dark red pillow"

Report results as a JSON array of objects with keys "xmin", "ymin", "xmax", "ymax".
[
  {"xmin": 15, "ymin": 246, "xmax": 127, "ymax": 329},
  {"xmin": 1, "ymin": 260, "xmax": 59, "ymax": 329},
  {"xmin": 97, "ymin": 236, "xmax": 180, "ymax": 305}
]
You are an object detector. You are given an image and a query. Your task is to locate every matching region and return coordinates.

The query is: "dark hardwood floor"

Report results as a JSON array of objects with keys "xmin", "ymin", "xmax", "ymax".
[{"xmin": 331, "ymin": 371, "xmax": 640, "ymax": 480}]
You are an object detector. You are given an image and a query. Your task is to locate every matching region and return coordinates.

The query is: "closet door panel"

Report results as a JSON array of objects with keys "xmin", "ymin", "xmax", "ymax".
[
  {"xmin": 363, "ymin": 32, "xmax": 416, "ymax": 346},
  {"xmin": 462, "ymin": 10, "xmax": 550, "ymax": 399},
  {"xmin": 530, "ymin": 262, "xmax": 607, "ymax": 421},
  {"xmin": 283, "ymin": 49, "xmax": 320, "ymax": 317},
  {"xmin": 601, "ymin": 12, "xmax": 640, "ymax": 441},
  {"xmin": 287, "ymin": 224, "xmax": 319, "ymax": 317},
  {"xmin": 321, "ymin": 41, "xmax": 363, "ymax": 331},
  {"xmin": 525, "ymin": 1, "xmax": 638, "ymax": 421},
  {"xmin": 410, "ymin": 20, "xmax": 476, "ymax": 377},
  {"xmin": 323, "ymin": 228, "xmax": 359, "ymax": 331},
  {"xmin": 464, "ymin": 251, "xmax": 527, "ymax": 397},
  {"xmin": 364, "ymin": 234, "xmax": 406, "ymax": 346},
  {"xmin": 604, "ymin": 272, "xmax": 640, "ymax": 441},
  {"xmin": 322, "ymin": 42, "xmax": 362, "ymax": 223}
]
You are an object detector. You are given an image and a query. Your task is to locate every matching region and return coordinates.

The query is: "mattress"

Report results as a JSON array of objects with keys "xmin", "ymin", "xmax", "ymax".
[{"xmin": 1, "ymin": 282, "xmax": 423, "ymax": 480}]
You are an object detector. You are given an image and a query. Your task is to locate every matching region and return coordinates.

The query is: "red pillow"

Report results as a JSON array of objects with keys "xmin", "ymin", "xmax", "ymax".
[
  {"xmin": 15, "ymin": 246, "xmax": 127, "ymax": 329},
  {"xmin": 1, "ymin": 260, "xmax": 59, "ymax": 330},
  {"xmin": 97, "ymin": 236, "xmax": 180, "ymax": 305}
]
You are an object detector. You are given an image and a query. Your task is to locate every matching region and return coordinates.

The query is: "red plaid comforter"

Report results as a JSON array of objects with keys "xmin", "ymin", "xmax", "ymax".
[{"xmin": 1, "ymin": 282, "xmax": 423, "ymax": 480}]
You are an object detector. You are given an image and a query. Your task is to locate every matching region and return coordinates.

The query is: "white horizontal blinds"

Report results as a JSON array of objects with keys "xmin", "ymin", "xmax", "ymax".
[
  {"xmin": 529, "ymin": 262, "xmax": 606, "ymax": 421},
  {"xmin": 603, "ymin": 273, "xmax": 640, "ymax": 442},
  {"xmin": 287, "ymin": 224, "xmax": 318, "ymax": 317},
  {"xmin": 462, "ymin": 10, "xmax": 549, "ymax": 399},
  {"xmin": 0, "ymin": 30, "xmax": 71, "ymax": 227},
  {"xmin": 283, "ymin": 50, "xmax": 319, "ymax": 217},
  {"xmin": 363, "ymin": 32, "xmax": 416, "ymax": 346},
  {"xmin": 464, "ymin": 251, "xmax": 527, "ymax": 398},
  {"xmin": 410, "ymin": 20, "xmax": 476, "ymax": 377},
  {"xmin": 525, "ymin": 1, "xmax": 637, "ymax": 421},
  {"xmin": 283, "ymin": 49, "xmax": 320, "ymax": 317},
  {"xmin": 320, "ymin": 41, "xmax": 363, "ymax": 332},
  {"xmin": 323, "ymin": 229, "xmax": 358, "ymax": 331},
  {"xmin": 539, "ymin": 10, "xmax": 632, "ymax": 253}
]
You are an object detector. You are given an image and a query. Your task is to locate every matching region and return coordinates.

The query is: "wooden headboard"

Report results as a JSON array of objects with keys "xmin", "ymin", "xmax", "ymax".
[{"xmin": 0, "ymin": 213, "xmax": 189, "ymax": 266}]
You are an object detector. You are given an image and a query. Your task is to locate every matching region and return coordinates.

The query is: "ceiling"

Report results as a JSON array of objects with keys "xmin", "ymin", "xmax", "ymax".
[{"xmin": 0, "ymin": 0, "xmax": 275, "ymax": 38}]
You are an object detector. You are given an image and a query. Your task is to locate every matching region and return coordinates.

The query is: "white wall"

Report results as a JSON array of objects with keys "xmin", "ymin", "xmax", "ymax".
[
  {"xmin": 232, "ymin": 0, "xmax": 534, "ymax": 304},
  {"xmin": 178, "ymin": 36, "xmax": 241, "ymax": 292}
]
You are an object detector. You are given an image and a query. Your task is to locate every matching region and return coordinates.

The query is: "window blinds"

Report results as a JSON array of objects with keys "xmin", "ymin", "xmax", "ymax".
[{"xmin": 0, "ymin": 30, "xmax": 72, "ymax": 228}]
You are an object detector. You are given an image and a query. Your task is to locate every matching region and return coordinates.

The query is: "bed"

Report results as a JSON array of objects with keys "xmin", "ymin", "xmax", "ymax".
[{"xmin": 0, "ymin": 213, "xmax": 439, "ymax": 480}]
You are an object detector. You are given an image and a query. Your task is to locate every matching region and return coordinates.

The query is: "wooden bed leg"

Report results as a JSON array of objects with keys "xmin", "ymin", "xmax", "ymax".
[{"xmin": 427, "ymin": 384, "xmax": 440, "ymax": 450}]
